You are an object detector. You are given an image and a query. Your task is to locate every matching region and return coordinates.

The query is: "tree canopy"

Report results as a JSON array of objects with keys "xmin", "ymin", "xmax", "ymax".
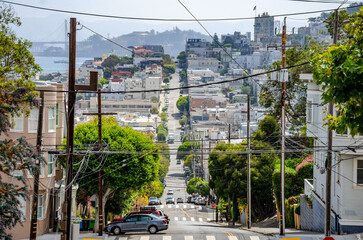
[
  {"xmin": 312, "ymin": 8, "xmax": 363, "ymax": 136},
  {"xmin": 0, "ymin": 4, "xmax": 41, "ymax": 239},
  {"xmin": 176, "ymin": 96, "xmax": 189, "ymax": 113}
]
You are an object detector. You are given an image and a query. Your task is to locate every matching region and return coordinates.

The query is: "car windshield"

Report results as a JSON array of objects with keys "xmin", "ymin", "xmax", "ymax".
[
  {"xmin": 167, "ymin": 197, "xmax": 173, "ymax": 200},
  {"xmin": 149, "ymin": 197, "xmax": 157, "ymax": 200}
]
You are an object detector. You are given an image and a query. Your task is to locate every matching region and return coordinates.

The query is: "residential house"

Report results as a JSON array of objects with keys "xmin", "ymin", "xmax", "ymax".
[
  {"xmin": 300, "ymin": 73, "xmax": 363, "ymax": 234},
  {"xmin": 2, "ymin": 82, "xmax": 65, "ymax": 239}
]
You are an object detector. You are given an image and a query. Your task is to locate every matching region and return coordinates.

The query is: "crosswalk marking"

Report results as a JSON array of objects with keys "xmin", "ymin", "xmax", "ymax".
[
  {"xmin": 207, "ymin": 218, "xmax": 211, "ymax": 221},
  {"xmin": 140, "ymin": 237, "xmax": 149, "ymax": 240},
  {"xmin": 198, "ymin": 206, "xmax": 202, "ymax": 210},
  {"xmin": 206, "ymin": 236, "xmax": 216, "ymax": 240},
  {"xmin": 160, "ymin": 205, "xmax": 164, "ymax": 208},
  {"xmin": 163, "ymin": 236, "xmax": 172, "ymax": 240},
  {"xmin": 228, "ymin": 236, "xmax": 238, "ymax": 240},
  {"xmin": 199, "ymin": 217, "xmax": 203, "ymax": 222},
  {"xmin": 183, "ymin": 205, "xmax": 187, "ymax": 208},
  {"xmin": 168, "ymin": 205, "xmax": 171, "ymax": 208},
  {"xmin": 174, "ymin": 217, "xmax": 178, "ymax": 221},
  {"xmin": 191, "ymin": 205, "xmax": 195, "ymax": 209},
  {"xmin": 250, "ymin": 236, "xmax": 260, "ymax": 240},
  {"xmin": 176, "ymin": 205, "xmax": 179, "ymax": 208},
  {"xmin": 183, "ymin": 217, "xmax": 187, "ymax": 221},
  {"xmin": 185, "ymin": 236, "xmax": 193, "ymax": 240},
  {"xmin": 190, "ymin": 217, "xmax": 195, "ymax": 221},
  {"xmin": 118, "ymin": 238, "xmax": 128, "ymax": 240}
]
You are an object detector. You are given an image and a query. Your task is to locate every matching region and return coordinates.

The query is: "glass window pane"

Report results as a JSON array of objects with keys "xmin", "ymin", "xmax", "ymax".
[
  {"xmin": 48, "ymin": 154, "xmax": 53, "ymax": 175},
  {"xmin": 357, "ymin": 160, "xmax": 363, "ymax": 169},
  {"xmin": 357, "ymin": 169, "xmax": 363, "ymax": 184}
]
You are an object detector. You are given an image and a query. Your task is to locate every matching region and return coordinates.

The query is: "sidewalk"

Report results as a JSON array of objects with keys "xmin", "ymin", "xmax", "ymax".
[{"xmin": 21, "ymin": 232, "xmax": 116, "ymax": 240}]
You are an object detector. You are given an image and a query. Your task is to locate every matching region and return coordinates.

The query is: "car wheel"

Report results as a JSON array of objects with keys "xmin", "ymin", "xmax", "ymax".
[
  {"xmin": 112, "ymin": 226, "xmax": 121, "ymax": 235},
  {"xmin": 148, "ymin": 225, "xmax": 158, "ymax": 234}
]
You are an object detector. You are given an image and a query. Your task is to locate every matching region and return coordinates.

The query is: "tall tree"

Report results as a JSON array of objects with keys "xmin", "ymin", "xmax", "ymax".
[
  {"xmin": 312, "ymin": 8, "xmax": 363, "ymax": 136},
  {"xmin": 176, "ymin": 96, "xmax": 189, "ymax": 113},
  {"xmin": 0, "ymin": 4, "xmax": 41, "ymax": 239}
]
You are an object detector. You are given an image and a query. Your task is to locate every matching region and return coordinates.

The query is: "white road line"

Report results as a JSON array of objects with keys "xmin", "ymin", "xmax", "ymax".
[
  {"xmin": 140, "ymin": 237, "xmax": 149, "ymax": 240},
  {"xmin": 174, "ymin": 217, "xmax": 178, "ymax": 221},
  {"xmin": 228, "ymin": 236, "xmax": 238, "ymax": 240},
  {"xmin": 183, "ymin": 217, "xmax": 187, "ymax": 221},
  {"xmin": 163, "ymin": 236, "xmax": 172, "ymax": 240},
  {"xmin": 176, "ymin": 205, "xmax": 179, "ymax": 208},
  {"xmin": 190, "ymin": 217, "xmax": 195, "ymax": 221},
  {"xmin": 168, "ymin": 205, "xmax": 171, "ymax": 208},
  {"xmin": 199, "ymin": 217, "xmax": 203, "ymax": 222},
  {"xmin": 206, "ymin": 236, "xmax": 216, "ymax": 240},
  {"xmin": 191, "ymin": 205, "xmax": 195, "ymax": 209},
  {"xmin": 250, "ymin": 236, "xmax": 260, "ymax": 240},
  {"xmin": 185, "ymin": 236, "xmax": 193, "ymax": 240},
  {"xmin": 160, "ymin": 205, "xmax": 164, "ymax": 208},
  {"xmin": 198, "ymin": 206, "xmax": 202, "ymax": 210},
  {"xmin": 183, "ymin": 204, "xmax": 187, "ymax": 208},
  {"xmin": 207, "ymin": 218, "xmax": 211, "ymax": 221},
  {"xmin": 118, "ymin": 238, "xmax": 128, "ymax": 240}
]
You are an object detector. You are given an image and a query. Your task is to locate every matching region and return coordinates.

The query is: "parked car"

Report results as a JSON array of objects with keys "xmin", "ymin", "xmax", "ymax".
[
  {"xmin": 167, "ymin": 189, "xmax": 174, "ymax": 195},
  {"xmin": 195, "ymin": 197, "xmax": 206, "ymax": 205},
  {"xmin": 176, "ymin": 159, "xmax": 181, "ymax": 164},
  {"xmin": 106, "ymin": 214, "xmax": 168, "ymax": 235},
  {"xmin": 177, "ymin": 198, "xmax": 183, "ymax": 203},
  {"xmin": 148, "ymin": 197, "xmax": 161, "ymax": 205},
  {"xmin": 166, "ymin": 197, "xmax": 175, "ymax": 204},
  {"xmin": 187, "ymin": 196, "xmax": 192, "ymax": 203},
  {"xmin": 112, "ymin": 206, "xmax": 161, "ymax": 222}
]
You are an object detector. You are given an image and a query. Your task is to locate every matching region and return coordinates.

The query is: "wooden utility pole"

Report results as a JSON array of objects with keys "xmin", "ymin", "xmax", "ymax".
[
  {"xmin": 29, "ymin": 91, "xmax": 44, "ymax": 240},
  {"xmin": 200, "ymin": 138, "xmax": 204, "ymax": 180},
  {"xmin": 279, "ymin": 17, "xmax": 288, "ymax": 236},
  {"xmin": 247, "ymin": 94, "xmax": 251, "ymax": 229},
  {"xmin": 62, "ymin": 17, "xmax": 77, "ymax": 240},
  {"xmin": 83, "ymin": 89, "xmax": 116, "ymax": 235},
  {"xmin": 325, "ymin": 9, "xmax": 339, "ymax": 238}
]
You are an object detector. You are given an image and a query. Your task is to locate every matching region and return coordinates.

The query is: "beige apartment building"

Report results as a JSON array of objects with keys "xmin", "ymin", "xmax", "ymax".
[{"xmin": 1, "ymin": 82, "xmax": 65, "ymax": 239}]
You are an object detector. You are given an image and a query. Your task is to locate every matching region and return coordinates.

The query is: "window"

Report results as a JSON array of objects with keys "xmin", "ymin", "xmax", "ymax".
[
  {"xmin": 17, "ymin": 196, "xmax": 26, "ymax": 221},
  {"xmin": 139, "ymin": 216, "xmax": 151, "ymax": 221},
  {"xmin": 48, "ymin": 154, "xmax": 54, "ymax": 176},
  {"xmin": 56, "ymin": 104, "xmax": 59, "ymax": 126},
  {"xmin": 125, "ymin": 216, "xmax": 138, "ymax": 222},
  {"xmin": 28, "ymin": 108, "xmax": 39, "ymax": 132},
  {"xmin": 48, "ymin": 107, "xmax": 56, "ymax": 132},
  {"xmin": 306, "ymin": 99, "xmax": 313, "ymax": 123},
  {"xmin": 11, "ymin": 114, "xmax": 24, "ymax": 132},
  {"xmin": 357, "ymin": 160, "xmax": 363, "ymax": 184},
  {"xmin": 37, "ymin": 194, "xmax": 44, "ymax": 218}
]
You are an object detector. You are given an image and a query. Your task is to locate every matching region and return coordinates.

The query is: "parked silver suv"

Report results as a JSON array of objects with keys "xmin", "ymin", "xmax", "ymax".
[{"xmin": 105, "ymin": 213, "xmax": 168, "ymax": 235}]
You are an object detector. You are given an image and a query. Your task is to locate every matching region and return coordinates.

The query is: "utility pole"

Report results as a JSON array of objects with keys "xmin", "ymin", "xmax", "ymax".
[
  {"xmin": 62, "ymin": 17, "xmax": 76, "ymax": 240},
  {"xmin": 228, "ymin": 124, "xmax": 231, "ymax": 144},
  {"xmin": 247, "ymin": 94, "xmax": 251, "ymax": 229},
  {"xmin": 83, "ymin": 89, "xmax": 116, "ymax": 235},
  {"xmin": 280, "ymin": 17, "xmax": 288, "ymax": 236},
  {"xmin": 325, "ymin": 9, "xmax": 338, "ymax": 238},
  {"xmin": 200, "ymin": 138, "xmax": 204, "ymax": 180},
  {"xmin": 29, "ymin": 91, "xmax": 44, "ymax": 240}
]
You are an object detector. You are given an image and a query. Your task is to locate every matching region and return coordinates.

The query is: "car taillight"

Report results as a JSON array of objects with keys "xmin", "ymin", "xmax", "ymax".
[
  {"xmin": 162, "ymin": 220, "xmax": 167, "ymax": 224},
  {"xmin": 165, "ymin": 214, "xmax": 168, "ymax": 218}
]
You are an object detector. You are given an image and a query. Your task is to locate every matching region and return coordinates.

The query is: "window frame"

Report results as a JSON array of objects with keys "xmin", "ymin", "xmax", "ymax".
[
  {"xmin": 28, "ymin": 108, "xmax": 39, "ymax": 133},
  {"xmin": 48, "ymin": 107, "xmax": 56, "ymax": 132},
  {"xmin": 10, "ymin": 113, "xmax": 24, "ymax": 132},
  {"xmin": 48, "ymin": 154, "xmax": 54, "ymax": 177}
]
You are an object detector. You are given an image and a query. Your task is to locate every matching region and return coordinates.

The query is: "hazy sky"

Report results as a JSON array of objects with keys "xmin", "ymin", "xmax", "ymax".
[{"xmin": 7, "ymin": 0, "xmax": 350, "ymax": 41}]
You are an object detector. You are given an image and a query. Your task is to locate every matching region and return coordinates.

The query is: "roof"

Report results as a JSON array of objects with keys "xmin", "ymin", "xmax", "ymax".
[{"xmin": 296, "ymin": 153, "xmax": 314, "ymax": 171}]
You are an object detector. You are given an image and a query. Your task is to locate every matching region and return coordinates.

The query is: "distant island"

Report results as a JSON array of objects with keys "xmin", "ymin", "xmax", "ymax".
[{"xmin": 31, "ymin": 27, "xmax": 209, "ymax": 57}]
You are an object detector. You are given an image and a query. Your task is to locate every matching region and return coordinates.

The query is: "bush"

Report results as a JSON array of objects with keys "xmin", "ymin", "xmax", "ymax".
[
  {"xmin": 150, "ymin": 107, "xmax": 159, "ymax": 114},
  {"xmin": 163, "ymin": 77, "xmax": 170, "ymax": 83},
  {"xmin": 162, "ymin": 107, "xmax": 167, "ymax": 112},
  {"xmin": 157, "ymin": 132, "xmax": 167, "ymax": 142},
  {"xmin": 285, "ymin": 200, "xmax": 295, "ymax": 228},
  {"xmin": 295, "ymin": 203, "xmax": 301, "ymax": 215}
]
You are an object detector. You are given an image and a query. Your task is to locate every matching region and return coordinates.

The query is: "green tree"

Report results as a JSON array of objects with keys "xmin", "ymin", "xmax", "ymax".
[
  {"xmin": 0, "ymin": 4, "xmax": 42, "ymax": 239},
  {"xmin": 196, "ymin": 181, "xmax": 210, "ymax": 197},
  {"xmin": 155, "ymin": 143, "xmax": 170, "ymax": 181},
  {"xmin": 186, "ymin": 177, "xmax": 198, "ymax": 195},
  {"xmin": 177, "ymin": 141, "xmax": 192, "ymax": 160},
  {"xmin": 163, "ymin": 77, "xmax": 170, "ymax": 83},
  {"xmin": 176, "ymin": 96, "xmax": 189, "ymax": 113},
  {"xmin": 179, "ymin": 70, "xmax": 187, "ymax": 80},
  {"xmin": 150, "ymin": 96, "xmax": 159, "ymax": 103},
  {"xmin": 98, "ymin": 78, "xmax": 109, "ymax": 88},
  {"xmin": 160, "ymin": 112, "xmax": 167, "ymax": 122},
  {"xmin": 162, "ymin": 107, "xmax": 167, "ymax": 112},
  {"xmin": 183, "ymin": 154, "xmax": 193, "ymax": 168},
  {"xmin": 157, "ymin": 132, "xmax": 167, "ymax": 142},
  {"xmin": 177, "ymin": 51, "xmax": 187, "ymax": 68},
  {"xmin": 326, "ymin": 10, "xmax": 350, "ymax": 41},
  {"xmin": 312, "ymin": 8, "xmax": 363, "ymax": 136},
  {"xmin": 163, "ymin": 64, "xmax": 176, "ymax": 76},
  {"xmin": 101, "ymin": 55, "xmax": 120, "ymax": 69},
  {"xmin": 119, "ymin": 56, "xmax": 133, "ymax": 65},
  {"xmin": 71, "ymin": 117, "xmax": 160, "ymax": 226},
  {"xmin": 253, "ymin": 115, "xmax": 280, "ymax": 147},
  {"xmin": 150, "ymin": 107, "xmax": 159, "ymax": 114}
]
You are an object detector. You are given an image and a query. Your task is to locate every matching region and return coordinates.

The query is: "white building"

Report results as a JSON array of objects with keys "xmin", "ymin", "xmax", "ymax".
[{"xmin": 300, "ymin": 73, "xmax": 363, "ymax": 234}]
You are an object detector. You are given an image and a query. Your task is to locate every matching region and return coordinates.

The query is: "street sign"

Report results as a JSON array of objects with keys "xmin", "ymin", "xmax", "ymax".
[{"xmin": 211, "ymin": 203, "xmax": 216, "ymax": 208}]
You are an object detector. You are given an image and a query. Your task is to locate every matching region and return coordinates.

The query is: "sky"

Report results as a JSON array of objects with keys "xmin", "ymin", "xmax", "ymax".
[{"xmin": 5, "ymin": 0, "xmax": 352, "ymax": 42}]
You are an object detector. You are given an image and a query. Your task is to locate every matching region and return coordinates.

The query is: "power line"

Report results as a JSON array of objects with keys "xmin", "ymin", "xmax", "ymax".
[{"xmin": 2, "ymin": 0, "xmax": 362, "ymax": 22}]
